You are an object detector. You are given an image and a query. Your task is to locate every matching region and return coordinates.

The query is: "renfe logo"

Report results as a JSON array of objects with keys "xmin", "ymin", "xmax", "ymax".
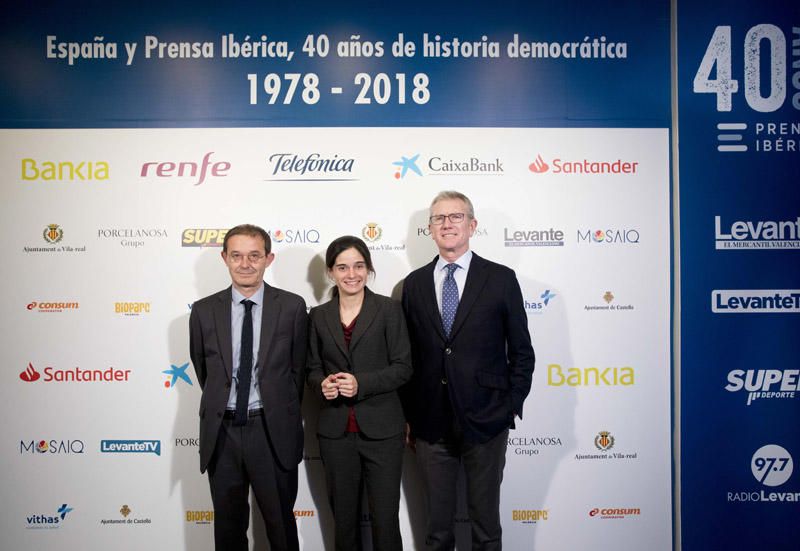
[
  {"xmin": 140, "ymin": 152, "xmax": 230, "ymax": 186},
  {"xmin": 712, "ymin": 290, "xmax": 800, "ymax": 313}
]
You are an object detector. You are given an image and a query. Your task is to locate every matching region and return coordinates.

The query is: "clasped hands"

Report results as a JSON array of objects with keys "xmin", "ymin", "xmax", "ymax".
[{"xmin": 321, "ymin": 372, "xmax": 358, "ymax": 400}]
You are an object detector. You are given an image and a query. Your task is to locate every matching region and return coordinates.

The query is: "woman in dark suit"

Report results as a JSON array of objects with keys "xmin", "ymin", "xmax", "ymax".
[{"xmin": 307, "ymin": 235, "xmax": 412, "ymax": 551}]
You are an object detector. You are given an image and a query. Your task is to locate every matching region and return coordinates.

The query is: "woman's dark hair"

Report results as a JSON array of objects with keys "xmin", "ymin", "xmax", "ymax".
[{"xmin": 325, "ymin": 235, "xmax": 375, "ymax": 275}]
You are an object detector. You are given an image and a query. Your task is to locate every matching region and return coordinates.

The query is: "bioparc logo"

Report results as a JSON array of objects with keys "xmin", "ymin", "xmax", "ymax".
[
  {"xmin": 528, "ymin": 153, "xmax": 639, "ymax": 175},
  {"xmin": 163, "ymin": 363, "xmax": 193, "ymax": 389},
  {"xmin": 712, "ymin": 290, "xmax": 800, "ymax": 313},
  {"xmin": 115, "ymin": 302, "xmax": 151, "ymax": 316},
  {"xmin": 524, "ymin": 290, "xmax": 556, "ymax": 314},
  {"xmin": 511, "ymin": 509, "xmax": 549, "ymax": 524},
  {"xmin": 265, "ymin": 152, "xmax": 357, "ymax": 181},
  {"xmin": 100, "ymin": 440, "xmax": 161, "ymax": 456},
  {"xmin": 728, "ymin": 444, "xmax": 799, "ymax": 503},
  {"xmin": 19, "ymin": 363, "xmax": 131, "ymax": 383},
  {"xmin": 715, "ymin": 215, "xmax": 800, "ymax": 250},
  {"xmin": 186, "ymin": 510, "xmax": 215, "ymax": 525},
  {"xmin": 725, "ymin": 369, "xmax": 798, "ymax": 406},
  {"xmin": 20, "ymin": 439, "xmax": 85, "ymax": 455},
  {"xmin": 140, "ymin": 152, "xmax": 230, "ymax": 186},
  {"xmin": 182, "ymin": 228, "xmax": 228, "ymax": 247},
  {"xmin": 26, "ymin": 504, "xmax": 74, "ymax": 529},
  {"xmin": 27, "ymin": 301, "xmax": 79, "ymax": 313},
  {"xmin": 588, "ymin": 507, "xmax": 640, "ymax": 520}
]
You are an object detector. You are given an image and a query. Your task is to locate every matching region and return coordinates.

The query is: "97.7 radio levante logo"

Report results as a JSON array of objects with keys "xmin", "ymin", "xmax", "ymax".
[
  {"xmin": 693, "ymin": 24, "xmax": 799, "ymax": 153},
  {"xmin": 728, "ymin": 444, "xmax": 799, "ymax": 503}
]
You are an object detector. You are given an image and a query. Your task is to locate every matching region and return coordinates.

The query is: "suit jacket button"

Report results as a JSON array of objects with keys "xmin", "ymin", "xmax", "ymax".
[
  {"xmin": 441, "ymin": 377, "xmax": 447, "ymax": 385},
  {"xmin": 445, "ymin": 348, "xmax": 452, "ymax": 355}
]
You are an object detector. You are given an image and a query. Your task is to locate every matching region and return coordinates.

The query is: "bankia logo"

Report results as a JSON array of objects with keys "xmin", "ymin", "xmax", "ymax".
[
  {"xmin": 712, "ymin": 290, "xmax": 800, "ymax": 313},
  {"xmin": 140, "ymin": 152, "xmax": 230, "ymax": 186},
  {"xmin": 392, "ymin": 153, "xmax": 422, "ymax": 179},
  {"xmin": 577, "ymin": 228, "xmax": 640, "ymax": 244},
  {"xmin": 725, "ymin": 369, "xmax": 798, "ymax": 406},
  {"xmin": 427, "ymin": 155, "xmax": 503, "ymax": 176},
  {"xmin": 27, "ymin": 301, "xmax": 79, "ymax": 313},
  {"xmin": 547, "ymin": 364, "xmax": 635, "ymax": 387},
  {"xmin": 504, "ymin": 227, "xmax": 564, "ymax": 247},
  {"xmin": 100, "ymin": 440, "xmax": 161, "ymax": 456},
  {"xmin": 26, "ymin": 504, "xmax": 74, "ymax": 529},
  {"xmin": 22, "ymin": 158, "xmax": 109, "ymax": 181},
  {"xmin": 19, "ymin": 363, "xmax": 131, "ymax": 383},
  {"xmin": 269, "ymin": 228, "xmax": 321, "ymax": 245},
  {"xmin": 528, "ymin": 154, "xmax": 639, "ymax": 175},
  {"xmin": 163, "ymin": 363, "xmax": 193, "ymax": 389},
  {"xmin": 182, "ymin": 228, "xmax": 228, "ymax": 247},
  {"xmin": 715, "ymin": 215, "xmax": 800, "ymax": 249},
  {"xmin": 728, "ymin": 444, "xmax": 799, "ymax": 503},
  {"xmin": 265, "ymin": 152, "xmax": 357, "ymax": 181},
  {"xmin": 20, "ymin": 439, "xmax": 85, "ymax": 454}
]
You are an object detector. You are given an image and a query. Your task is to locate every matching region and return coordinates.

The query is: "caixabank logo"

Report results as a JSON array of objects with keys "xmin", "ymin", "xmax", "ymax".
[
  {"xmin": 528, "ymin": 153, "xmax": 639, "ymax": 175},
  {"xmin": 714, "ymin": 216, "xmax": 800, "ymax": 249},
  {"xmin": 725, "ymin": 369, "xmax": 798, "ymax": 406},
  {"xmin": 427, "ymin": 155, "xmax": 504, "ymax": 176},
  {"xmin": 26, "ymin": 504, "xmax": 74, "ymax": 529},
  {"xmin": 728, "ymin": 444, "xmax": 799, "ymax": 503}
]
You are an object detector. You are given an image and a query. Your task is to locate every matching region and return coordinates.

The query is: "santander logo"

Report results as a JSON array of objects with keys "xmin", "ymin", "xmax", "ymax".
[
  {"xmin": 528, "ymin": 154, "xmax": 550, "ymax": 173},
  {"xmin": 20, "ymin": 363, "xmax": 41, "ymax": 382}
]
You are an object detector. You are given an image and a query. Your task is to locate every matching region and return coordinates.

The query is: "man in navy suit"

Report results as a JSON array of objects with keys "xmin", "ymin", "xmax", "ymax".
[
  {"xmin": 402, "ymin": 191, "xmax": 535, "ymax": 551},
  {"xmin": 190, "ymin": 224, "xmax": 307, "ymax": 551}
]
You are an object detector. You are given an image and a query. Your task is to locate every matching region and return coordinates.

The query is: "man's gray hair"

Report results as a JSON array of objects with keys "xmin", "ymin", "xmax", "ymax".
[{"xmin": 429, "ymin": 190, "xmax": 475, "ymax": 219}]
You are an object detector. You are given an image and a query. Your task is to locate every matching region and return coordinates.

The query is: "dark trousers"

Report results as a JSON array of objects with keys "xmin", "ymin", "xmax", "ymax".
[
  {"xmin": 318, "ymin": 432, "xmax": 405, "ymax": 551},
  {"xmin": 415, "ymin": 426, "xmax": 509, "ymax": 551},
  {"xmin": 208, "ymin": 414, "xmax": 299, "ymax": 551}
]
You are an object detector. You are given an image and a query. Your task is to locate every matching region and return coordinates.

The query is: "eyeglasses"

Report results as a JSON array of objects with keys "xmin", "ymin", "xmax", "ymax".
[
  {"xmin": 429, "ymin": 213, "xmax": 467, "ymax": 225},
  {"xmin": 227, "ymin": 252, "xmax": 266, "ymax": 264}
]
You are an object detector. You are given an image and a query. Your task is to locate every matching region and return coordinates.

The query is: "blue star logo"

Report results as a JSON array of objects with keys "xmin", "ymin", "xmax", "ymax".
[
  {"xmin": 57, "ymin": 504, "xmax": 73, "ymax": 520},
  {"xmin": 540, "ymin": 290, "xmax": 556, "ymax": 306},
  {"xmin": 163, "ymin": 362, "xmax": 193, "ymax": 388},
  {"xmin": 392, "ymin": 154, "xmax": 422, "ymax": 179}
]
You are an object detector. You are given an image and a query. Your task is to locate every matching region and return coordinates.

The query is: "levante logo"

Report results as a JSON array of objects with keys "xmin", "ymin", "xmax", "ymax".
[{"xmin": 714, "ymin": 215, "xmax": 800, "ymax": 249}]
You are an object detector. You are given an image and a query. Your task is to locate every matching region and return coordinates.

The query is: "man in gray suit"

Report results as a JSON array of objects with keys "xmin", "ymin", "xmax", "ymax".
[{"xmin": 190, "ymin": 224, "xmax": 308, "ymax": 551}]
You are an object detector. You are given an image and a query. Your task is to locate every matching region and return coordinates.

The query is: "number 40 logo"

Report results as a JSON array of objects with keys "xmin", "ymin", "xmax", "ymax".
[
  {"xmin": 693, "ymin": 25, "xmax": 797, "ymax": 113},
  {"xmin": 751, "ymin": 444, "xmax": 794, "ymax": 487}
]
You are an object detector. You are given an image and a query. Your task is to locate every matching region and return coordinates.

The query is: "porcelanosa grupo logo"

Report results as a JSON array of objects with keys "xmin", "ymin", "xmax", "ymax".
[
  {"xmin": 392, "ymin": 154, "xmax": 422, "ymax": 179},
  {"xmin": 725, "ymin": 369, "xmax": 798, "ymax": 406},
  {"xmin": 714, "ymin": 215, "xmax": 800, "ymax": 250},
  {"xmin": 728, "ymin": 444, "xmax": 799, "ymax": 503},
  {"xmin": 528, "ymin": 154, "xmax": 639, "ymax": 175},
  {"xmin": 265, "ymin": 152, "xmax": 357, "ymax": 181},
  {"xmin": 508, "ymin": 435, "xmax": 563, "ymax": 457}
]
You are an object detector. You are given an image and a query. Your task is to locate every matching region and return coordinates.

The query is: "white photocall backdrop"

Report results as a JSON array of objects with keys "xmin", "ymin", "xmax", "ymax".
[{"xmin": 1, "ymin": 127, "xmax": 670, "ymax": 550}]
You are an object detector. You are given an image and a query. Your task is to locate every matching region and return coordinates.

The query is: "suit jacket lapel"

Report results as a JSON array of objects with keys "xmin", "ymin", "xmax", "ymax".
[
  {"xmin": 323, "ymin": 295, "xmax": 351, "ymax": 363},
  {"xmin": 349, "ymin": 287, "xmax": 378, "ymax": 352},
  {"xmin": 421, "ymin": 257, "xmax": 446, "ymax": 341},
  {"xmin": 213, "ymin": 287, "xmax": 234, "ymax": 382},
  {"xmin": 257, "ymin": 283, "xmax": 280, "ymax": 380},
  {"xmin": 449, "ymin": 253, "xmax": 489, "ymax": 339}
]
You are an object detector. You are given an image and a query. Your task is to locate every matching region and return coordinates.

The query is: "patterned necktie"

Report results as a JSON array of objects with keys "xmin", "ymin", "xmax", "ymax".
[
  {"xmin": 441, "ymin": 263, "xmax": 459, "ymax": 337},
  {"xmin": 233, "ymin": 299, "xmax": 254, "ymax": 426}
]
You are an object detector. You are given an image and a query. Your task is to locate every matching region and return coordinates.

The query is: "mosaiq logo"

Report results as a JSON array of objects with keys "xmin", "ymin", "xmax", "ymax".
[
  {"xmin": 270, "ymin": 228, "xmax": 321, "ymax": 245},
  {"xmin": 20, "ymin": 439, "xmax": 85, "ymax": 454},
  {"xmin": 576, "ymin": 228, "xmax": 640, "ymax": 244},
  {"xmin": 265, "ymin": 152, "xmax": 357, "ymax": 181}
]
